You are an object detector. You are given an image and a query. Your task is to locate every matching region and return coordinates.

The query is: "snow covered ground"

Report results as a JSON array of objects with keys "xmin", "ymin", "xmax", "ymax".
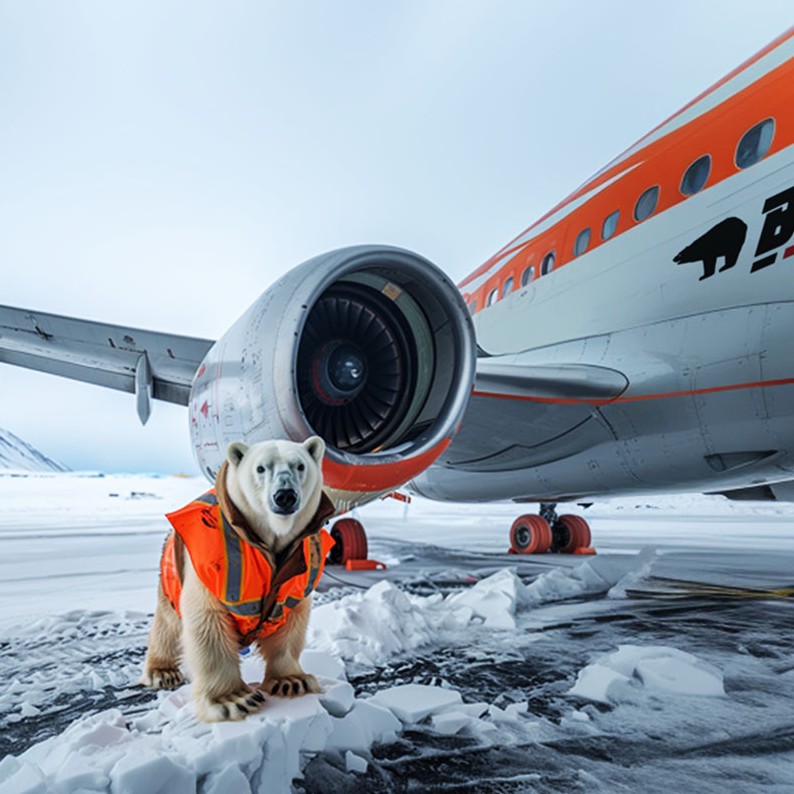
[{"xmin": 2, "ymin": 472, "xmax": 794, "ymax": 792}]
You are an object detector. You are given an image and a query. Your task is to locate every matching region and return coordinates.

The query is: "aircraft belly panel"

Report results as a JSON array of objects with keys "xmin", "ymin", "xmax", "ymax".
[{"xmin": 441, "ymin": 394, "xmax": 609, "ymax": 470}]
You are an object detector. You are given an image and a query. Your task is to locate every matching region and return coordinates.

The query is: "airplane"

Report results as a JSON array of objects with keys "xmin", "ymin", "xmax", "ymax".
[{"xmin": 2, "ymin": 27, "xmax": 794, "ymax": 562}]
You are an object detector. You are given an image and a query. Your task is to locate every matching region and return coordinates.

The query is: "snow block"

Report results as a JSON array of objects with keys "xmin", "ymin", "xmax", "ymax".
[
  {"xmin": 318, "ymin": 677, "xmax": 356, "ymax": 717},
  {"xmin": 448, "ymin": 701, "xmax": 489, "ymax": 718},
  {"xmin": 345, "ymin": 751, "xmax": 368, "ymax": 774},
  {"xmin": 446, "ymin": 569, "xmax": 519, "ymax": 630},
  {"xmin": 326, "ymin": 700, "xmax": 402, "ymax": 752},
  {"xmin": 0, "ymin": 762, "xmax": 47, "ymax": 794},
  {"xmin": 202, "ymin": 764, "xmax": 252, "ymax": 794},
  {"xmin": 0, "ymin": 757, "xmax": 22, "ymax": 788},
  {"xmin": 430, "ymin": 711, "xmax": 473, "ymax": 735},
  {"xmin": 369, "ymin": 684, "xmax": 463, "ymax": 723},
  {"xmin": 50, "ymin": 752, "xmax": 111, "ymax": 794},
  {"xmin": 110, "ymin": 751, "xmax": 196, "ymax": 794},
  {"xmin": 488, "ymin": 702, "xmax": 528, "ymax": 723},
  {"xmin": 635, "ymin": 654, "xmax": 724, "ymax": 696},
  {"xmin": 569, "ymin": 662, "xmax": 632, "ymax": 704},
  {"xmin": 308, "ymin": 580, "xmax": 446, "ymax": 666},
  {"xmin": 569, "ymin": 644, "xmax": 725, "ymax": 704}
]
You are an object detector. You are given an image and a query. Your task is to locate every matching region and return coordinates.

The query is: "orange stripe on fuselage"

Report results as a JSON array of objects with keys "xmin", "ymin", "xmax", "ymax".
[
  {"xmin": 472, "ymin": 375, "xmax": 794, "ymax": 407},
  {"xmin": 460, "ymin": 29, "xmax": 794, "ymax": 310}
]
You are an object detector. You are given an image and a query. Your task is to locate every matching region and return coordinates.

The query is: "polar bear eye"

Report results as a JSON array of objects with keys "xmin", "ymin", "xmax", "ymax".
[
  {"xmin": 297, "ymin": 463, "xmax": 305, "ymax": 473},
  {"xmin": 256, "ymin": 465, "xmax": 265, "ymax": 474}
]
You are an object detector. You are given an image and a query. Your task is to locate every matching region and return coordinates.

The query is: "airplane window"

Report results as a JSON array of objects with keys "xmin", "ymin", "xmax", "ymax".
[
  {"xmin": 468, "ymin": 300, "xmax": 477, "ymax": 315},
  {"xmin": 680, "ymin": 154, "xmax": 711, "ymax": 195},
  {"xmin": 486, "ymin": 288, "xmax": 498, "ymax": 307},
  {"xmin": 634, "ymin": 186, "xmax": 659, "ymax": 222},
  {"xmin": 602, "ymin": 210, "xmax": 619, "ymax": 240},
  {"xmin": 541, "ymin": 251, "xmax": 556, "ymax": 275},
  {"xmin": 502, "ymin": 277, "xmax": 514, "ymax": 298},
  {"xmin": 735, "ymin": 118, "xmax": 775, "ymax": 169},
  {"xmin": 520, "ymin": 265, "xmax": 535, "ymax": 286},
  {"xmin": 574, "ymin": 228, "xmax": 591, "ymax": 256}
]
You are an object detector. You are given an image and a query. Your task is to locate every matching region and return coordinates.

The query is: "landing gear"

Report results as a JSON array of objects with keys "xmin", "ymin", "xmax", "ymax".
[
  {"xmin": 328, "ymin": 518, "xmax": 368, "ymax": 564},
  {"xmin": 509, "ymin": 514, "xmax": 552, "ymax": 554},
  {"xmin": 551, "ymin": 514, "xmax": 591, "ymax": 553},
  {"xmin": 509, "ymin": 502, "xmax": 592, "ymax": 555}
]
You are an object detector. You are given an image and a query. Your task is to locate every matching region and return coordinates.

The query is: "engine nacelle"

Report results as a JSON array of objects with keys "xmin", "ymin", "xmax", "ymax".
[{"xmin": 189, "ymin": 245, "xmax": 476, "ymax": 510}]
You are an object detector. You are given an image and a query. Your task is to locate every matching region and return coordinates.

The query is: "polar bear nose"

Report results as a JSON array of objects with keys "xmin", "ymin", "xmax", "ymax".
[{"xmin": 273, "ymin": 488, "xmax": 299, "ymax": 513}]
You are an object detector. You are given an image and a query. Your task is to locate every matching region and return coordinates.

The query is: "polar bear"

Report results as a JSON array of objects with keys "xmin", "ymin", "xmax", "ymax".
[
  {"xmin": 673, "ymin": 217, "xmax": 747, "ymax": 280},
  {"xmin": 140, "ymin": 436, "xmax": 336, "ymax": 722}
]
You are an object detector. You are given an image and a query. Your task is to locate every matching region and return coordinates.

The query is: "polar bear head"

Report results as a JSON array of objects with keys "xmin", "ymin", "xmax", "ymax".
[{"xmin": 224, "ymin": 436, "xmax": 326, "ymax": 548}]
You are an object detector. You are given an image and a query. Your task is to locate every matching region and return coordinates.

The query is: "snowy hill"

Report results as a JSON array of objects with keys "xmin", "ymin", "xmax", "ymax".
[{"xmin": 0, "ymin": 427, "xmax": 69, "ymax": 473}]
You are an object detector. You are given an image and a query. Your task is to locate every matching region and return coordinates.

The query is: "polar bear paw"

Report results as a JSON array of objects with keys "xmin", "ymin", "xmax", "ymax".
[
  {"xmin": 141, "ymin": 667, "xmax": 185, "ymax": 690},
  {"xmin": 196, "ymin": 685, "xmax": 266, "ymax": 722},
  {"xmin": 263, "ymin": 673, "xmax": 321, "ymax": 698}
]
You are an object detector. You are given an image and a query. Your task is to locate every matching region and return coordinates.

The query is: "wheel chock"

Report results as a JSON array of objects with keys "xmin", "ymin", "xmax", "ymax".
[
  {"xmin": 383, "ymin": 491, "xmax": 412, "ymax": 504},
  {"xmin": 573, "ymin": 547, "xmax": 597, "ymax": 555},
  {"xmin": 345, "ymin": 559, "xmax": 387, "ymax": 571}
]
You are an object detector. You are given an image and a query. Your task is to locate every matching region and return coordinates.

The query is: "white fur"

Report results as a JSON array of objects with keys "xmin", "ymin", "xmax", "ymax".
[
  {"xmin": 141, "ymin": 436, "xmax": 327, "ymax": 722},
  {"xmin": 226, "ymin": 437, "xmax": 325, "ymax": 551}
]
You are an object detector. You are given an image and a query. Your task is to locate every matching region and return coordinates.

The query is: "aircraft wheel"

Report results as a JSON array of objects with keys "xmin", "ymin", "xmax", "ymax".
[
  {"xmin": 551, "ymin": 514, "xmax": 591, "ymax": 553},
  {"xmin": 328, "ymin": 518, "xmax": 368, "ymax": 564},
  {"xmin": 509, "ymin": 514, "xmax": 552, "ymax": 554}
]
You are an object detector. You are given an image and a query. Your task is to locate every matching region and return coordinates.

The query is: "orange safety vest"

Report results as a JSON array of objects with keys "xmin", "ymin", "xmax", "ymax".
[{"xmin": 161, "ymin": 488, "xmax": 335, "ymax": 644}]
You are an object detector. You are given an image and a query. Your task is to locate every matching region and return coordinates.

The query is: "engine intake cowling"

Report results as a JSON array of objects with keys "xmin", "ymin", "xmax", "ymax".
[{"xmin": 189, "ymin": 246, "xmax": 476, "ymax": 510}]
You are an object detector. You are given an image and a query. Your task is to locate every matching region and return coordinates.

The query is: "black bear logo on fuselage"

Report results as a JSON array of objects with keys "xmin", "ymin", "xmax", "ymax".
[{"xmin": 673, "ymin": 217, "xmax": 748, "ymax": 281}]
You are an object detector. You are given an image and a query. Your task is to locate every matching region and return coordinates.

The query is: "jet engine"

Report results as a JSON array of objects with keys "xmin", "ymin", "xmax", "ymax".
[{"xmin": 189, "ymin": 245, "xmax": 476, "ymax": 510}]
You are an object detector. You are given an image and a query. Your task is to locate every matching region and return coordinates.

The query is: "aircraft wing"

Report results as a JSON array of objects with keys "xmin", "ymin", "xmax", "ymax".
[{"xmin": 0, "ymin": 305, "xmax": 214, "ymax": 423}]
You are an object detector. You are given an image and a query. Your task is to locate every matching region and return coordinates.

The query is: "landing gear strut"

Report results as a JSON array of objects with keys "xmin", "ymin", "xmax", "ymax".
[{"xmin": 509, "ymin": 502, "xmax": 592, "ymax": 555}]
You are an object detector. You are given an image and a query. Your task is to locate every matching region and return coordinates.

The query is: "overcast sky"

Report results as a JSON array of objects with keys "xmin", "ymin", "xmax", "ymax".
[{"xmin": 1, "ymin": 1, "xmax": 791, "ymax": 473}]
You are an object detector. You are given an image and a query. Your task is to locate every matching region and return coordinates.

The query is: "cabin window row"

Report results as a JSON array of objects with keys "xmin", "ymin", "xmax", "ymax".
[
  {"xmin": 469, "ymin": 118, "xmax": 775, "ymax": 314},
  {"xmin": 573, "ymin": 117, "xmax": 776, "ymax": 257}
]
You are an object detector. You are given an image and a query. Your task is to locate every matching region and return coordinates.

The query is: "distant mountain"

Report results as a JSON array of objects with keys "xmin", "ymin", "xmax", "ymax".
[{"xmin": 0, "ymin": 427, "xmax": 69, "ymax": 472}]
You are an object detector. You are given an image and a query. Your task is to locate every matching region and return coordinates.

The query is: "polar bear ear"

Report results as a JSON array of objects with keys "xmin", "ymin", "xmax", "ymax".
[
  {"xmin": 303, "ymin": 435, "xmax": 325, "ymax": 465},
  {"xmin": 226, "ymin": 441, "xmax": 249, "ymax": 468}
]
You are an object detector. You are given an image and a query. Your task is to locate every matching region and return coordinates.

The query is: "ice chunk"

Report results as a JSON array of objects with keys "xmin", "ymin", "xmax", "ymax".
[
  {"xmin": 0, "ymin": 756, "xmax": 22, "ymax": 787},
  {"xmin": 345, "ymin": 751, "xmax": 368, "ymax": 774},
  {"xmin": 446, "ymin": 569, "xmax": 519, "ymax": 629},
  {"xmin": 203, "ymin": 764, "xmax": 252, "ymax": 794},
  {"xmin": 448, "ymin": 701, "xmax": 489, "ymax": 718},
  {"xmin": 505, "ymin": 701, "xmax": 529, "ymax": 716},
  {"xmin": 636, "ymin": 655, "xmax": 724, "ymax": 696},
  {"xmin": 430, "ymin": 711, "xmax": 473, "ymax": 735},
  {"xmin": 202, "ymin": 721, "xmax": 267, "ymax": 774},
  {"xmin": 326, "ymin": 700, "xmax": 402, "ymax": 752},
  {"xmin": 369, "ymin": 684, "xmax": 463, "ymax": 723},
  {"xmin": 569, "ymin": 663, "xmax": 632, "ymax": 704},
  {"xmin": 110, "ymin": 751, "xmax": 196, "ymax": 794},
  {"xmin": 520, "ymin": 558, "xmax": 615, "ymax": 607},
  {"xmin": 569, "ymin": 645, "xmax": 725, "ymax": 704},
  {"xmin": 487, "ymin": 701, "xmax": 529, "ymax": 722},
  {"xmin": 307, "ymin": 579, "xmax": 474, "ymax": 667},
  {"xmin": 0, "ymin": 761, "xmax": 46, "ymax": 794},
  {"xmin": 318, "ymin": 677, "xmax": 356, "ymax": 717},
  {"xmin": 49, "ymin": 752, "xmax": 111, "ymax": 794}
]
